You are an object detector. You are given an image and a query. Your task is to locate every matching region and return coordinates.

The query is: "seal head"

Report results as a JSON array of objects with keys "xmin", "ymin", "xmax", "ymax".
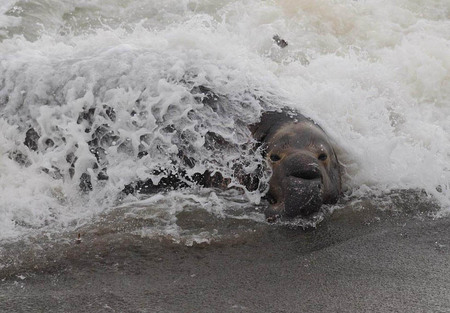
[{"xmin": 251, "ymin": 111, "xmax": 341, "ymax": 219}]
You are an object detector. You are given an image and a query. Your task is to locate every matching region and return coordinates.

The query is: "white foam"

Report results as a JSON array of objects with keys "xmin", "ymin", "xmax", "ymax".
[{"xmin": 0, "ymin": 0, "xmax": 449, "ymax": 241}]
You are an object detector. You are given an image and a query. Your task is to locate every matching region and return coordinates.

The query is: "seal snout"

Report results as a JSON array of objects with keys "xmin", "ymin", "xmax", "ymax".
[
  {"xmin": 284, "ymin": 153, "xmax": 322, "ymax": 182},
  {"xmin": 265, "ymin": 152, "xmax": 325, "ymax": 219},
  {"xmin": 282, "ymin": 154, "xmax": 324, "ymax": 218},
  {"xmin": 253, "ymin": 111, "xmax": 342, "ymax": 221}
]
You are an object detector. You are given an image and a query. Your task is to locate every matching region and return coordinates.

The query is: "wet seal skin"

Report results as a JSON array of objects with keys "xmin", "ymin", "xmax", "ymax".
[{"xmin": 249, "ymin": 110, "xmax": 342, "ymax": 220}]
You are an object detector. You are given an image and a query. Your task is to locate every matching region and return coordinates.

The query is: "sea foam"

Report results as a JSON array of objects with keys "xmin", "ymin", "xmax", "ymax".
[{"xmin": 0, "ymin": 0, "xmax": 449, "ymax": 241}]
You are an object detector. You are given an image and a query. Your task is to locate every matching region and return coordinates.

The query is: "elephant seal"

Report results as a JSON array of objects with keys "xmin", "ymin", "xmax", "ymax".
[{"xmin": 250, "ymin": 110, "xmax": 341, "ymax": 219}]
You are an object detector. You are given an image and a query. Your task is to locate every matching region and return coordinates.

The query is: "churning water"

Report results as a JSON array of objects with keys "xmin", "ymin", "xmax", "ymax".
[{"xmin": 0, "ymin": 0, "xmax": 449, "ymax": 247}]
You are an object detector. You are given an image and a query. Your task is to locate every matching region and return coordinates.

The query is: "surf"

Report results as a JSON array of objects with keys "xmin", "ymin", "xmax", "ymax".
[{"xmin": 0, "ymin": 0, "xmax": 449, "ymax": 245}]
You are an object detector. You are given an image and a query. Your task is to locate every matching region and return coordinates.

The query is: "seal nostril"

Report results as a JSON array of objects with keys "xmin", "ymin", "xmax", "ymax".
[
  {"xmin": 289, "ymin": 170, "xmax": 320, "ymax": 179},
  {"xmin": 290, "ymin": 169, "xmax": 320, "ymax": 180}
]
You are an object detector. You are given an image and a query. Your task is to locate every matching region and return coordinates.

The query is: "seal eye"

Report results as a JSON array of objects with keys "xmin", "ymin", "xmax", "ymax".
[
  {"xmin": 270, "ymin": 154, "xmax": 281, "ymax": 162},
  {"xmin": 318, "ymin": 153, "xmax": 327, "ymax": 161}
]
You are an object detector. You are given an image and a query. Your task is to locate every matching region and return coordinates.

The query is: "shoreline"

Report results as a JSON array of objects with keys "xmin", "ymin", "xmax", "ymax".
[{"xmin": 1, "ymin": 205, "xmax": 449, "ymax": 312}]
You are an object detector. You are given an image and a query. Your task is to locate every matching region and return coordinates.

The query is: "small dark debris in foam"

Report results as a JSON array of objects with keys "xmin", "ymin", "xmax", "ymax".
[
  {"xmin": 162, "ymin": 124, "xmax": 176, "ymax": 133},
  {"xmin": 9, "ymin": 150, "xmax": 31, "ymax": 167},
  {"xmin": 103, "ymin": 105, "xmax": 116, "ymax": 122},
  {"xmin": 66, "ymin": 151, "xmax": 77, "ymax": 164},
  {"xmin": 77, "ymin": 107, "xmax": 95, "ymax": 125},
  {"xmin": 273, "ymin": 35, "xmax": 288, "ymax": 48},
  {"xmin": 44, "ymin": 138, "xmax": 54, "ymax": 149},
  {"xmin": 137, "ymin": 151, "xmax": 148, "ymax": 159},
  {"xmin": 79, "ymin": 173, "xmax": 93, "ymax": 192},
  {"xmin": 97, "ymin": 170, "xmax": 109, "ymax": 181},
  {"xmin": 41, "ymin": 166, "xmax": 63, "ymax": 180},
  {"xmin": 24, "ymin": 128, "xmax": 40, "ymax": 151}
]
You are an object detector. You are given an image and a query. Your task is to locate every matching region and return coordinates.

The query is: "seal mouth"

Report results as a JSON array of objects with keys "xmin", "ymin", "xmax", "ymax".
[
  {"xmin": 265, "ymin": 177, "xmax": 323, "ymax": 220},
  {"xmin": 284, "ymin": 177, "xmax": 323, "ymax": 217}
]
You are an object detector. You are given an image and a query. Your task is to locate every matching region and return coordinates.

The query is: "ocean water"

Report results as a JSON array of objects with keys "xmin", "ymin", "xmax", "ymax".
[{"xmin": 0, "ymin": 0, "xmax": 449, "ymax": 248}]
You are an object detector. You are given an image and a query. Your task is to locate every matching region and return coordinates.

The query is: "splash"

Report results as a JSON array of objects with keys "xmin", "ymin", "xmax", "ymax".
[{"xmin": 0, "ymin": 0, "xmax": 449, "ymax": 242}]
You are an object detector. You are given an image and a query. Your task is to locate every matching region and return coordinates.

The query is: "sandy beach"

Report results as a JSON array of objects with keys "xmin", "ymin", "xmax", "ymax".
[{"xmin": 2, "ymin": 203, "xmax": 449, "ymax": 313}]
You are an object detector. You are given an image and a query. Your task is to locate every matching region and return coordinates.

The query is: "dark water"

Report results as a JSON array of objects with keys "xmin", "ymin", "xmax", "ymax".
[{"xmin": 1, "ymin": 191, "xmax": 449, "ymax": 313}]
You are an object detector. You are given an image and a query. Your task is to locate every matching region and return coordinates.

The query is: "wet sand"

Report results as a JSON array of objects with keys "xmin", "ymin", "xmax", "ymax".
[{"xmin": 1, "ymin": 203, "xmax": 450, "ymax": 313}]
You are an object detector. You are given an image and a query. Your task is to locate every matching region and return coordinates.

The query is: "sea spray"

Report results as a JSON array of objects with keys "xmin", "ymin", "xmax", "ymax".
[{"xmin": 0, "ymin": 0, "xmax": 449, "ymax": 243}]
